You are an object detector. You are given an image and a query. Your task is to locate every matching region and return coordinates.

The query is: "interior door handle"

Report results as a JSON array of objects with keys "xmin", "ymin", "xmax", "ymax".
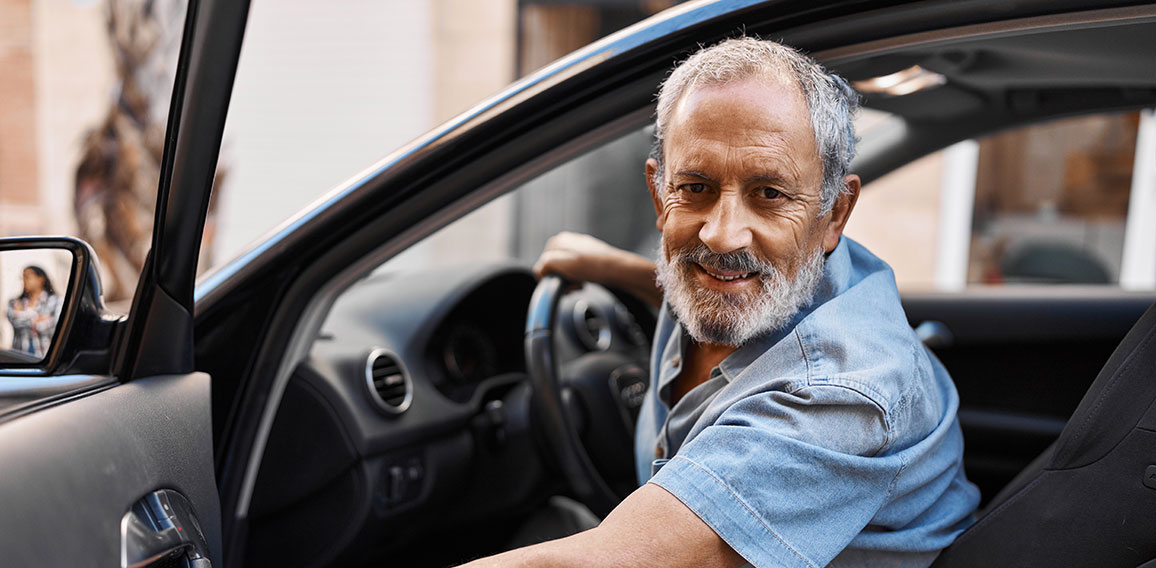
[{"xmin": 121, "ymin": 489, "xmax": 212, "ymax": 568}]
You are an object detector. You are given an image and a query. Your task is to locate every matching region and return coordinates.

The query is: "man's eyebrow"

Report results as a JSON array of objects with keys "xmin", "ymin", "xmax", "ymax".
[
  {"xmin": 673, "ymin": 171, "xmax": 795, "ymax": 186},
  {"xmin": 672, "ymin": 170, "xmax": 715, "ymax": 182},
  {"xmin": 671, "ymin": 170, "xmax": 800, "ymax": 188}
]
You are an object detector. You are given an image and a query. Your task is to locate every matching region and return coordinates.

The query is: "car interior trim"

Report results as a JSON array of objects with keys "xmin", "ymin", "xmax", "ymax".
[
  {"xmin": 812, "ymin": 4, "xmax": 1156, "ymax": 64},
  {"xmin": 0, "ymin": 375, "xmax": 117, "ymax": 424},
  {"xmin": 0, "ymin": 373, "xmax": 222, "ymax": 565},
  {"xmin": 814, "ymin": 4, "xmax": 1156, "ymax": 184}
]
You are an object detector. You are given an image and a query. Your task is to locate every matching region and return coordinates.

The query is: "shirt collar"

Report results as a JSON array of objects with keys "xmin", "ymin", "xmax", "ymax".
[
  {"xmin": 656, "ymin": 318, "xmax": 689, "ymax": 405},
  {"xmin": 710, "ymin": 237, "xmax": 855, "ymax": 382}
]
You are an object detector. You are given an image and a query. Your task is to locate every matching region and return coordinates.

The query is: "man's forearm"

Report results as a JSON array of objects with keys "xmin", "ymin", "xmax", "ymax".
[
  {"xmin": 457, "ymin": 484, "xmax": 744, "ymax": 568},
  {"xmin": 532, "ymin": 232, "xmax": 663, "ymax": 308},
  {"xmin": 457, "ymin": 523, "xmax": 693, "ymax": 568},
  {"xmin": 601, "ymin": 251, "xmax": 661, "ymax": 309},
  {"xmin": 457, "ymin": 526, "xmax": 634, "ymax": 568}
]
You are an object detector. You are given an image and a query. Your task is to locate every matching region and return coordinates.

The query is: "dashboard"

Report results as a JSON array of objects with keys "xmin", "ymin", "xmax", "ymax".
[{"xmin": 242, "ymin": 263, "xmax": 652, "ymax": 567}]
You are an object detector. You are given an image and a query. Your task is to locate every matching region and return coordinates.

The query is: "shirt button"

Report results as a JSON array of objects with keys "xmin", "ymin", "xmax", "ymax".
[
  {"xmin": 655, "ymin": 445, "xmax": 663, "ymax": 458},
  {"xmin": 671, "ymin": 356, "xmax": 681, "ymax": 368}
]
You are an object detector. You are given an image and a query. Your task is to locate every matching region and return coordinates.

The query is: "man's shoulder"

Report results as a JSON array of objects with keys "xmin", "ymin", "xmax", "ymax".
[
  {"xmin": 721, "ymin": 237, "xmax": 931, "ymax": 410},
  {"xmin": 787, "ymin": 239, "xmax": 949, "ymax": 442}
]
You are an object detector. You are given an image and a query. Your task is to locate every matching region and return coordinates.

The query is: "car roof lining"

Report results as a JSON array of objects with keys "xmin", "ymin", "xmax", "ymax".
[{"xmin": 818, "ymin": 6, "xmax": 1156, "ymax": 184}]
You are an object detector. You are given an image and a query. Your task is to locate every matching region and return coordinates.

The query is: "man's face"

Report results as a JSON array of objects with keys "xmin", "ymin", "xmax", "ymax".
[{"xmin": 647, "ymin": 75, "xmax": 855, "ymax": 346}]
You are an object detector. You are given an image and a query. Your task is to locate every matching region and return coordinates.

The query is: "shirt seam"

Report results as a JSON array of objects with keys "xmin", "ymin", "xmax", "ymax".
[
  {"xmin": 885, "ymin": 451, "xmax": 910, "ymax": 502},
  {"xmin": 778, "ymin": 381, "xmax": 891, "ymax": 456},
  {"xmin": 670, "ymin": 455, "xmax": 819, "ymax": 568},
  {"xmin": 799, "ymin": 378, "xmax": 890, "ymax": 418},
  {"xmin": 794, "ymin": 328, "xmax": 814, "ymax": 383}
]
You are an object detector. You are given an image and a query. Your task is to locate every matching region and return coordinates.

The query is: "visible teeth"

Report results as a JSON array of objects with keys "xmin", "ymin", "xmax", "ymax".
[
  {"xmin": 705, "ymin": 269, "xmax": 753, "ymax": 281},
  {"xmin": 716, "ymin": 273, "xmax": 750, "ymax": 281}
]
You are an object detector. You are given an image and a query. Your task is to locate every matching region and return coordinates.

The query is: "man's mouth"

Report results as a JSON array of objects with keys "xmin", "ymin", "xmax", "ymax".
[{"xmin": 697, "ymin": 264, "xmax": 758, "ymax": 282}]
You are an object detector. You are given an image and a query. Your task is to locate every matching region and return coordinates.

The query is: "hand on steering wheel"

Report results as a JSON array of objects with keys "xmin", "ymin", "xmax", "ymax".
[
  {"xmin": 533, "ymin": 233, "xmax": 662, "ymax": 309},
  {"xmin": 524, "ymin": 275, "xmax": 652, "ymax": 517}
]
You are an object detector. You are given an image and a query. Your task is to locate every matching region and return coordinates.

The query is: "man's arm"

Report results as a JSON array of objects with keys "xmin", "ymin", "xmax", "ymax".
[
  {"xmin": 532, "ymin": 232, "xmax": 661, "ymax": 309},
  {"xmin": 459, "ymin": 483, "xmax": 745, "ymax": 568}
]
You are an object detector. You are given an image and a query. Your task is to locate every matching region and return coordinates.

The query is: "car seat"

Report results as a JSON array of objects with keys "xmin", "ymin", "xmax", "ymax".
[{"xmin": 932, "ymin": 300, "xmax": 1156, "ymax": 567}]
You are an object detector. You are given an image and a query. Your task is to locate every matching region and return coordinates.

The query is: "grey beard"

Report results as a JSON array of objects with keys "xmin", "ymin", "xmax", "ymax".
[{"xmin": 655, "ymin": 239, "xmax": 826, "ymax": 347}]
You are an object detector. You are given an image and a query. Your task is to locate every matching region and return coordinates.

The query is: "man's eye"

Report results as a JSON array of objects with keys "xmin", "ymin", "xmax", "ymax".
[
  {"xmin": 681, "ymin": 183, "xmax": 707, "ymax": 194},
  {"xmin": 760, "ymin": 187, "xmax": 783, "ymax": 199}
]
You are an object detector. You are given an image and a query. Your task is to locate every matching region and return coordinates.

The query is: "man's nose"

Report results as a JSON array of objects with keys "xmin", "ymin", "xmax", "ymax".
[{"xmin": 698, "ymin": 191, "xmax": 754, "ymax": 254}]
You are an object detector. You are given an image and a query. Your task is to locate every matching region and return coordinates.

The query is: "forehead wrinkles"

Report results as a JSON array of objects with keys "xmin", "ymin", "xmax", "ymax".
[{"xmin": 665, "ymin": 77, "xmax": 820, "ymax": 187}]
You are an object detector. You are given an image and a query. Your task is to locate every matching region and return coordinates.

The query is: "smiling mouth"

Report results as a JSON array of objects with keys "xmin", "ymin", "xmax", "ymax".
[{"xmin": 697, "ymin": 264, "xmax": 758, "ymax": 282}]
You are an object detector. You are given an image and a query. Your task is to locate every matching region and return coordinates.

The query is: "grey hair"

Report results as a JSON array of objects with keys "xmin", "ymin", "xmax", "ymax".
[{"xmin": 650, "ymin": 36, "xmax": 860, "ymax": 215}]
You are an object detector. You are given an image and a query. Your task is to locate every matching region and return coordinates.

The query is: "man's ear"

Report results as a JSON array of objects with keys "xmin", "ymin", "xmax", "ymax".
[
  {"xmin": 646, "ymin": 158, "xmax": 666, "ymax": 231},
  {"xmin": 822, "ymin": 174, "xmax": 861, "ymax": 253}
]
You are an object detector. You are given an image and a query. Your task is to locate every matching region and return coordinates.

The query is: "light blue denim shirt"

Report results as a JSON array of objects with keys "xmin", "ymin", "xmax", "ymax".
[{"xmin": 635, "ymin": 237, "xmax": 980, "ymax": 568}]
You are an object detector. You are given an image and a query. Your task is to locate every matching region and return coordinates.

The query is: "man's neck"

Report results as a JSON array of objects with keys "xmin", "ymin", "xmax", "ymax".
[{"xmin": 671, "ymin": 340, "xmax": 738, "ymax": 406}]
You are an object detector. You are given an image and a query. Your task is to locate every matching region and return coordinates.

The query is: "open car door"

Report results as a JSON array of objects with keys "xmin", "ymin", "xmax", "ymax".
[{"xmin": 0, "ymin": 0, "xmax": 249, "ymax": 565}]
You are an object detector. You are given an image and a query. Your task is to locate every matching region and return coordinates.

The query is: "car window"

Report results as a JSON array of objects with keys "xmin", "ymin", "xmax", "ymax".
[
  {"xmin": 847, "ymin": 109, "xmax": 1153, "ymax": 291},
  {"xmin": 207, "ymin": 0, "xmax": 680, "ymax": 280},
  {"xmin": 0, "ymin": 0, "xmax": 187, "ymax": 307},
  {"xmin": 385, "ymin": 126, "xmax": 656, "ymax": 273},
  {"xmin": 211, "ymin": 2, "xmax": 446, "ymax": 276}
]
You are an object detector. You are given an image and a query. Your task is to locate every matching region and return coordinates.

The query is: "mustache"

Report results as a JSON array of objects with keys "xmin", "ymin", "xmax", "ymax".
[{"xmin": 670, "ymin": 244, "xmax": 776, "ymax": 275}]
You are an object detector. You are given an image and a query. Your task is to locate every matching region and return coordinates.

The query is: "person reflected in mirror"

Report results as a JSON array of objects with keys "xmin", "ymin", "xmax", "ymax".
[{"xmin": 7, "ymin": 266, "xmax": 62, "ymax": 358}]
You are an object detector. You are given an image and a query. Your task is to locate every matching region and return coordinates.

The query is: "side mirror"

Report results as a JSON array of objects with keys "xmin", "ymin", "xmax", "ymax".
[{"xmin": 0, "ymin": 237, "xmax": 118, "ymax": 375}]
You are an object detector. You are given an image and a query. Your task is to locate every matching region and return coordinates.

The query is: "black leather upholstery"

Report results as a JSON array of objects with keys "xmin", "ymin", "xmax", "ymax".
[{"xmin": 933, "ymin": 302, "xmax": 1156, "ymax": 567}]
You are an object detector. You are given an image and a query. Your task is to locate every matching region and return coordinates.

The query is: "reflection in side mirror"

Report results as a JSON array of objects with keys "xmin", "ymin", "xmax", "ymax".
[
  {"xmin": 0, "ymin": 237, "xmax": 116, "ymax": 375},
  {"xmin": 0, "ymin": 249, "xmax": 71, "ymax": 364}
]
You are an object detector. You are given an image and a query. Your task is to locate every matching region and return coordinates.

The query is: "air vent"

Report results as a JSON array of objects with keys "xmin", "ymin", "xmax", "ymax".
[{"xmin": 364, "ymin": 349, "xmax": 412, "ymax": 415}]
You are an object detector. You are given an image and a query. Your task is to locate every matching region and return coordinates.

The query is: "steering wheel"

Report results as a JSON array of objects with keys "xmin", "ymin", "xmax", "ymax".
[{"xmin": 525, "ymin": 275, "xmax": 652, "ymax": 517}]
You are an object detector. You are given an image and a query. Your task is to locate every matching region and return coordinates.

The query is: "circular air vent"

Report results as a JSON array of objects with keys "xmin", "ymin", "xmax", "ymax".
[{"xmin": 364, "ymin": 349, "xmax": 412, "ymax": 415}]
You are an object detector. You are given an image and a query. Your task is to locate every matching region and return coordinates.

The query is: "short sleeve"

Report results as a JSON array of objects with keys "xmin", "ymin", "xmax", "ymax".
[{"xmin": 649, "ymin": 383, "xmax": 902, "ymax": 568}]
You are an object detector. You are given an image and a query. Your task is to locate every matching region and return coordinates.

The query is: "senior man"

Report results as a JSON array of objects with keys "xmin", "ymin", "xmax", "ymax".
[{"xmin": 464, "ymin": 37, "xmax": 979, "ymax": 568}]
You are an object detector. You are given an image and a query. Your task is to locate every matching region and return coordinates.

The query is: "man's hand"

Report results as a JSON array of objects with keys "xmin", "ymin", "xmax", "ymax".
[
  {"xmin": 458, "ymin": 483, "xmax": 746, "ymax": 568},
  {"xmin": 532, "ymin": 232, "xmax": 662, "ymax": 308}
]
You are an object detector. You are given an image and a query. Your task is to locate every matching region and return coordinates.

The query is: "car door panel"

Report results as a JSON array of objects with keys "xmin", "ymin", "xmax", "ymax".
[
  {"xmin": 0, "ymin": 372, "xmax": 220, "ymax": 566},
  {"xmin": 903, "ymin": 291, "xmax": 1153, "ymax": 503},
  {"xmin": 0, "ymin": 0, "xmax": 253, "ymax": 563}
]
